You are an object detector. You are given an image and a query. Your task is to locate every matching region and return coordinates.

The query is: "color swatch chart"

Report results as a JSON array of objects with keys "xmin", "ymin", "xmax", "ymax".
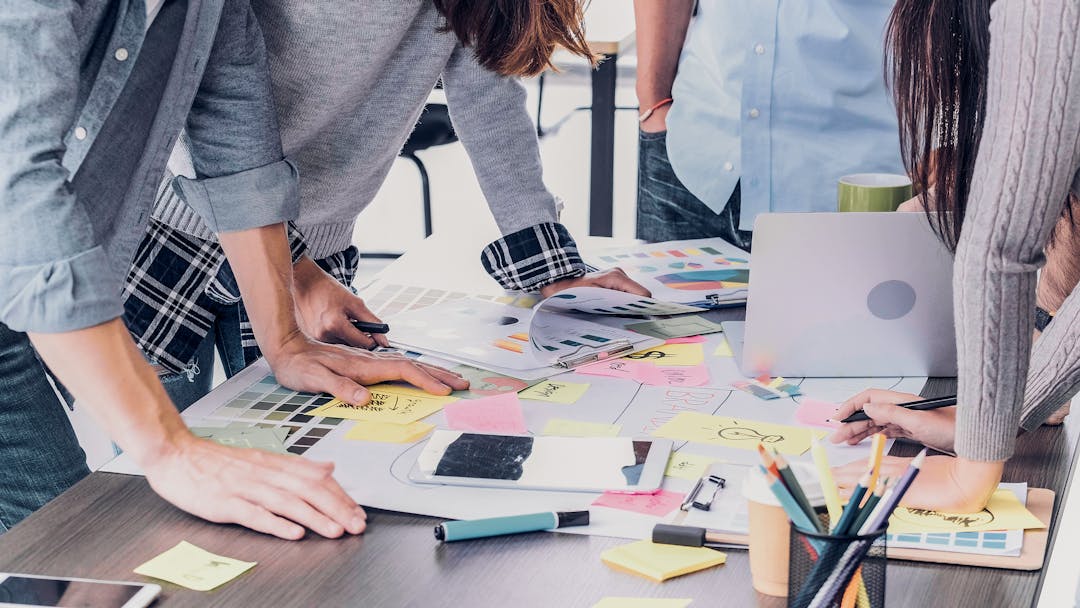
[
  {"xmin": 885, "ymin": 483, "xmax": 1027, "ymax": 556},
  {"xmin": 597, "ymin": 245, "xmax": 746, "ymax": 266},
  {"xmin": 361, "ymin": 281, "xmax": 535, "ymax": 319},
  {"xmin": 202, "ymin": 374, "xmax": 343, "ymax": 456}
]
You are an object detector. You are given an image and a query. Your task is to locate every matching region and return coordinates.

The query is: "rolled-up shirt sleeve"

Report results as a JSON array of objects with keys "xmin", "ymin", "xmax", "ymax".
[
  {"xmin": 175, "ymin": 0, "xmax": 299, "ymax": 233},
  {"xmin": 0, "ymin": 3, "xmax": 123, "ymax": 333}
]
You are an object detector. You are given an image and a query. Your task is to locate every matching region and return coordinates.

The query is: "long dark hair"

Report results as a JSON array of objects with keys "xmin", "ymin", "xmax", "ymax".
[{"xmin": 432, "ymin": 0, "xmax": 595, "ymax": 78}]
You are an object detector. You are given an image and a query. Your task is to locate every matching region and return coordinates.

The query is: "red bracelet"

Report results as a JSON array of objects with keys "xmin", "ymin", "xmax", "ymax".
[{"xmin": 639, "ymin": 97, "xmax": 673, "ymax": 123}]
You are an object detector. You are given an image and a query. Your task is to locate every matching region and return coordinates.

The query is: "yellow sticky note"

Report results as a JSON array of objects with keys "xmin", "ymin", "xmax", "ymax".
[
  {"xmin": 134, "ymin": 541, "xmax": 256, "ymax": 591},
  {"xmin": 519, "ymin": 380, "xmax": 591, "ymax": 404},
  {"xmin": 542, "ymin": 418, "xmax": 621, "ymax": 437},
  {"xmin": 601, "ymin": 540, "xmax": 725, "ymax": 582},
  {"xmin": 592, "ymin": 599, "xmax": 693, "ymax": 608},
  {"xmin": 626, "ymin": 343, "xmax": 705, "ymax": 367},
  {"xmin": 312, "ymin": 385, "xmax": 455, "ymax": 423},
  {"xmin": 653, "ymin": 412, "xmax": 814, "ymax": 455},
  {"xmin": 888, "ymin": 489, "xmax": 1046, "ymax": 534},
  {"xmin": 345, "ymin": 420, "xmax": 434, "ymax": 443},
  {"xmin": 664, "ymin": 452, "xmax": 717, "ymax": 481},
  {"xmin": 712, "ymin": 339, "xmax": 733, "ymax": 357}
]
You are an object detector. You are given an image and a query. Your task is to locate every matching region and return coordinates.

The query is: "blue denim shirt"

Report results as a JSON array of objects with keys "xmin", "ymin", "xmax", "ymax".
[
  {"xmin": 666, "ymin": 0, "xmax": 904, "ymax": 230},
  {"xmin": 0, "ymin": 0, "xmax": 298, "ymax": 333}
]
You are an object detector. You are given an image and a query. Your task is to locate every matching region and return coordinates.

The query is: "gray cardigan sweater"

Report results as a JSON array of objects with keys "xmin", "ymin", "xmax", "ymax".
[
  {"xmin": 154, "ymin": 0, "xmax": 561, "ymax": 260},
  {"xmin": 958, "ymin": 0, "xmax": 1080, "ymax": 461}
]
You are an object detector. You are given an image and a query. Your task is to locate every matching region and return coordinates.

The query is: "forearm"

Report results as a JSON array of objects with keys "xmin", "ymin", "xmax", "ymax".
[
  {"xmin": 218, "ymin": 223, "xmax": 301, "ymax": 359},
  {"xmin": 28, "ymin": 319, "xmax": 190, "ymax": 464},
  {"xmin": 633, "ymin": 0, "xmax": 694, "ymax": 106}
]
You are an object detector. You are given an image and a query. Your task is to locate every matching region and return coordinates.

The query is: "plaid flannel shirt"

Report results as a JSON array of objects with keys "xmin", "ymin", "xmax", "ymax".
[{"xmin": 125, "ymin": 216, "xmax": 584, "ymax": 376}]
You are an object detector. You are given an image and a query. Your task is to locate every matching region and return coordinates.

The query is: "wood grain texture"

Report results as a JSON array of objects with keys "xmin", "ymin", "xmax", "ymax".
[{"xmin": 0, "ymin": 382, "xmax": 1074, "ymax": 607}]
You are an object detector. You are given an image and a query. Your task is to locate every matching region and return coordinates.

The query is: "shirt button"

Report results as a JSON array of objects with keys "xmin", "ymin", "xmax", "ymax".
[
  {"xmin": 749, "ymin": 108, "xmax": 761, "ymax": 119},
  {"xmin": 74, "ymin": 127, "xmax": 87, "ymax": 140},
  {"xmin": 115, "ymin": 48, "xmax": 129, "ymax": 61},
  {"xmin": 723, "ymin": 162, "xmax": 734, "ymax": 172},
  {"xmin": 754, "ymin": 44, "xmax": 766, "ymax": 55}
]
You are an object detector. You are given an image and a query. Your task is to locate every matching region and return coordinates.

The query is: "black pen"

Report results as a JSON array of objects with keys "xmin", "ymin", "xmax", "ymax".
[
  {"xmin": 351, "ymin": 320, "xmax": 390, "ymax": 334},
  {"xmin": 838, "ymin": 395, "xmax": 957, "ymax": 424}
]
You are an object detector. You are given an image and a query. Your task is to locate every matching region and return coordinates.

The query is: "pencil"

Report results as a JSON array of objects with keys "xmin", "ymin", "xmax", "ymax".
[
  {"xmin": 772, "ymin": 449, "xmax": 822, "ymax": 532},
  {"xmin": 760, "ymin": 466, "xmax": 820, "ymax": 535},
  {"xmin": 830, "ymin": 471, "xmax": 870, "ymax": 535},
  {"xmin": 849, "ymin": 479, "xmax": 887, "ymax": 534},
  {"xmin": 351, "ymin": 320, "xmax": 390, "ymax": 334},
  {"xmin": 865, "ymin": 433, "xmax": 886, "ymax": 497},
  {"xmin": 838, "ymin": 396, "xmax": 956, "ymax": 424},
  {"xmin": 811, "ymin": 439, "xmax": 843, "ymax": 523}
]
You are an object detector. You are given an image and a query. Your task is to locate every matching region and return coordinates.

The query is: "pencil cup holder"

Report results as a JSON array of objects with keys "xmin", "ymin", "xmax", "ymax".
[{"xmin": 786, "ymin": 518, "xmax": 887, "ymax": 608}]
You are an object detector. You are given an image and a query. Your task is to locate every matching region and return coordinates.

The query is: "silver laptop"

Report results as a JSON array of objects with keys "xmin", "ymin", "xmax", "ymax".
[{"xmin": 722, "ymin": 212, "xmax": 957, "ymax": 377}]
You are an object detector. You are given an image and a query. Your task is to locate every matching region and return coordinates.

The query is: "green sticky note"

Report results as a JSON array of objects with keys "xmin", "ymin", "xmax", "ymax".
[
  {"xmin": 541, "ymin": 418, "xmax": 621, "ymax": 437},
  {"xmin": 190, "ymin": 427, "xmax": 288, "ymax": 454},
  {"xmin": 134, "ymin": 541, "xmax": 256, "ymax": 591},
  {"xmin": 625, "ymin": 316, "xmax": 724, "ymax": 340}
]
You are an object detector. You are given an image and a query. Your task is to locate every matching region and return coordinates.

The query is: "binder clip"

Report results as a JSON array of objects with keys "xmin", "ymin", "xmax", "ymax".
[{"xmin": 680, "ymin": 474, "xmax": 726, "ymax": 512}]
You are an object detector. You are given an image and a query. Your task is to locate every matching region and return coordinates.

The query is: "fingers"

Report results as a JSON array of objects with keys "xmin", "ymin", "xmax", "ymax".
[
  {"xmin": 225, "ymin": 498, "xmax": 306, "ymax": 540},
  {"xmin": 860, "ymin": 402, "xmax": 927, "ymax": 435},
  {"xmin": 238, "ymin": 481, "xmax": 345, "ymax": 539},
  {"xmin": 256, "ymin": 459, "xmax": 366, "ymax": 537},
  {"xmin": 598, "ymin": 268, "xmax": 652, "ymax": 297},
  {"xmin": 831, "ymin": 458, "xmax": 870, "ymax": 489},
  {"xmin": 835, "ymin": 389, "xmax": 920, "ymax": 420},
  {"xmin": 345, "ymin": 300, "xmax": 390, "ymax": 348},
  {"xmin": 314, "ymin": 366, "xmax": 371, "ymax": 404},
  {"xmin": 392, "ymin": 360, "xmax": 453, "ymax": 395},
  {"xmin": 415, "ymin": 362, "xmax": 470, "ymax": 390},
  {"xmin": 828, "ymin": 419, "xmax": 879, "ymax": 445},
  {"xmin": 332, "ymin": 319, "xmax": 378, "ymax": 350}
]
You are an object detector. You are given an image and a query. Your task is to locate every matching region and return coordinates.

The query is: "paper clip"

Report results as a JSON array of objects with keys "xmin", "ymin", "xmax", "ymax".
[
  {"xmin": 691, "ymin": 475, "xmax": 726, "ymax": 511},
  {"xmin": 680, "ymin": 476, "xmax": 706, "ymax": 512}
]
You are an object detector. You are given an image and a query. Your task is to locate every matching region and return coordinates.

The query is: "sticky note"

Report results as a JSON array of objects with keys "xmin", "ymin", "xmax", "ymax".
[
  {"xmin": 519, "ymin": 380, "xmax": 590, "ymax": 404},
  {"xmin": 626, "ymin": 343, "xmax": 705, "ymax": 367},
  {"xmin": 577, "ymin": 359, "xmax": 641, "ymax": 379},
  {"xmin": 313, "ymin": 385, "xmax": 454, "ymax": 423},
  {"xmin": 634, "ymin": 364, "xmax": 710, "ymax": 388},
  {"xmin": 625, "ymin": 315, "xmax": 724, "ymax": 340},
  {"xmin": 591, "ymin": 598, "xmax": 692, "ymax": 608},
  {"xmin": 888, "ymin": 489, "xmax": 1046, "ymax": 534},
  {"xmin": 795, "ymin": 398, "xmax": 843, "ymax": 429},
  {"xmin": 345, "ymin": 420, "xmax": 434, "ymax": 443},
  {"xmin": 593, "ymin": 490, "xmax": 685, "ymax": 517},
  {"xmin": 666, "ymin": 335, "xmax": 707, "ymax": 344},
  {"xmin": 653, "ymin": 412, "xmax": 814, "ymax": 455},
  {"xmin": 713, "ymin": 339, "xmax": 734, "ymax": 357},
  {"xmin": 601, "ymin": 540, "xmax": 726, "ymax": 582},
  {"xmin": 542, "ymin": 418, "xmax": 621, "ymax": 437},
  {"xmin": 443, "ymin": 392, "xmax": 527, "ymax": 434},
  {"xmin": 664, "ymin": 452, "xmax": 716, "ymax": 481},
  {"xmin": 134, "ymin": 541, "xmax": 256, "ymax": 591},
  {"xmin": 190, "ymin": 427, "xmax": 288, "ymax": 454}
]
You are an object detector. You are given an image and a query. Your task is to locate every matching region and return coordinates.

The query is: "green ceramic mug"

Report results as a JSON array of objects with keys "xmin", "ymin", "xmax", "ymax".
[{"xmin": 837, "ymin": 173, "xmax": 913, "ymax": 212}]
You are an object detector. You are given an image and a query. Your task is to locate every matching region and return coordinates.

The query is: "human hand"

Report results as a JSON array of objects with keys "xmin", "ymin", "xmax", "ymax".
[
  {"xmin": 264, "ymin": 331, "xmax": 469, "ymax": 404},
  {"xmin": 540, "ymin": 268, "xmax": 652, "ymax": 299},
  {"xmin": 143, "ymin": 433, "xmax": 367, "ymax": 539},
  {"xmin": 832, "ymin": 454, "xmax": 1002, "ymax": 512},
  {"xmin": 1045, "ymin": 402, "xmax": 1071, "ymax": 425},
  {"xmin": 639, "ymin": 102, "xmax": 670, "ymax": 134},
  {"xmin": 292, "ymin": 256, "xmax": 389, "ymax": 350},
  {"xmin": 829, "ymin": 389, "xmax": 957, "ymax": 454}
]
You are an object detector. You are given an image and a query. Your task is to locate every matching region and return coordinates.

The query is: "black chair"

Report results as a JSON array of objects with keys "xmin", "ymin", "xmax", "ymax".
[{"xmin": 360, "ymin": 103, "xmax": 458, "ymax": 259}]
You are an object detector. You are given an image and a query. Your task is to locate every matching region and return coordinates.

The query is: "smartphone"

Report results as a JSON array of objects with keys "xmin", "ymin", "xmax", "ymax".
[
  {"xmin": 409, "ymin": 430, "xmax": 672, "ymax": 493},
  {"xmin": 0, "ymin": 573, "xmax": 160, "ymax": 608}
]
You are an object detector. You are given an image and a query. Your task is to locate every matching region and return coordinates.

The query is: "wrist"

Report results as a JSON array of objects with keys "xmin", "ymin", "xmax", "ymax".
[{"xmin": 950, "ymin": 457, "xmax": 1004, "ymax": 511}]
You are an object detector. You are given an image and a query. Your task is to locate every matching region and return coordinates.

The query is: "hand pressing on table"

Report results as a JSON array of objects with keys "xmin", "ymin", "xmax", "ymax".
[
  {"xmin": 539, "ymin": 268, "xmax": 652, "ymax": 299},
  {"xmin": 832, "ymin": 454, "xmax": 1002, "ymax": 513},
  {"xmin": 829, "ymin": 389, "xmax": 957, "ymax": 454}
]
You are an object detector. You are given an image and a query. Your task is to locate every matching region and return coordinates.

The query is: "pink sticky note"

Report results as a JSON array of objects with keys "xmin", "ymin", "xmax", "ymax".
[
  {"xmin": 634, "ymin": 364, "xmax": 711, "ymax": 387},
  {"xmin": 577, "ymin": 359, "xmax": 643, "ymax": 379},
  {"xmin": 443, "ymin": 393, "xmax": 527, "ymax": 434},
  {"xmin": 795, "ymin": 398, "xmax": 842, "ymax": 429},
  {"xmin": 592, "ymin": 489, "xmax": 685, "ymax": 517},
  {"xmin": 666, "ymin": 335, "xmax": 707, "ymax": 344}
]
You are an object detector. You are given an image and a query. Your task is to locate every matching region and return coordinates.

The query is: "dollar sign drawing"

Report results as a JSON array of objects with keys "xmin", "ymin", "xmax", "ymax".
[{"xmin": 628, "ymin": 350, "xmax": 668, "ymax": 360}]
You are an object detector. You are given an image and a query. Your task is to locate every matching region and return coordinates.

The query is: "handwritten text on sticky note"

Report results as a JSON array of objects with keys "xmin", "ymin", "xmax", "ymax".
[{"xmin": 134, "ymin": 541, "xmax": 255, "ymax": 591}]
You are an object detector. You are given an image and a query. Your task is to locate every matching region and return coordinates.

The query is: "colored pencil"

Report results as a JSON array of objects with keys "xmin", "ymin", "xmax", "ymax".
[
  {"xmin": 760, "ymin": 466, "xmax": 820, "ymax": 534},
  {"xmin": 771, "ymin": 449, "xmax": 822, "ymax": 532},
  {"xmin": 811, "ymin": 439, "xmax": 843, "ymax": 523},
  {"xmin": 838, "ymin": 396, "xmax": 957, "ymax": 424},
  {"xmin": 865, "ymin": 433, "xmax": 887, "ymax": 498},
  {"xmin": 830, "ymin": 471, "xmax": 870, "ymax": 535},
  {"xmin": 849, "ymin": 479, "xmax": 887, "ymax": 534}
]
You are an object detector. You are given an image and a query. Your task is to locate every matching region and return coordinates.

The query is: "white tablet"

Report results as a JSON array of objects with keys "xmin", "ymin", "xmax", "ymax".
[
  {"xmin": 408, "ymin": 431, "xmax": 672, "ymax": 493},
  {"xmin": 0, "ymin": 574, "xmax": 160, "ymax": 608}
]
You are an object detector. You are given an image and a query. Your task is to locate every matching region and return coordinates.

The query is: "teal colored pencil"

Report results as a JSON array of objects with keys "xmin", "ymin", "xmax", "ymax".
[
  {"xmin": 848, "ymin": 480, "xmax": 888, "ymax": 534},
  {"xmin": 830, "ymin": 471, "xmax": 870, "ymax": 535},
  {"xmin": 772, "ymin": 450, "xmax": 822, "ymax": 532},
  {"xmin": 760, "ymin": 466, "xmax": 819, "ymax": 534}
]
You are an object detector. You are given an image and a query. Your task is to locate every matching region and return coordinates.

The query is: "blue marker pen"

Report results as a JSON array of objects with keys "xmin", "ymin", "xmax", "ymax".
[{"xmin": 434, "ymin": 511, "xmax": 590, "ymax": 542}]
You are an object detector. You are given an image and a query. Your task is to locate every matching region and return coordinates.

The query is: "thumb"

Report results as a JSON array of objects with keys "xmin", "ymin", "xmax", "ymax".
[{"xmin": 862, "ymin": 402, "xmax": 924, "ymax": 431}]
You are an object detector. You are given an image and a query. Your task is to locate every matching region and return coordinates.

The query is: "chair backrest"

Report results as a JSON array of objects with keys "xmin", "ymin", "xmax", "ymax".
[{"xmin": 401, "ymin": 104, "xmax": 458, "ymax": 155}]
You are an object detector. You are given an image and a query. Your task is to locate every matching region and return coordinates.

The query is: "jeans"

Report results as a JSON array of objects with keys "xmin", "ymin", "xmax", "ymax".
[
  {"xmin": 0, "ymin": 324, "xmax": 90, "ymax": 532},
  {"xmin": 158, "ymin": 300, "xmax": 248, "ymax": 412},
  {"xmin": 635, "ymin": 129, "xmax": 753, "ymax": 251}
]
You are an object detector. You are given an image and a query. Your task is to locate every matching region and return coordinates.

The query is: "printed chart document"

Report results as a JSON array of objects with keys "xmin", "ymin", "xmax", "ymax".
[
  {"xmin": 589, "ymin": 238, "xmax": 751, "ymax": 308},
  {"xmin": 387, "ymin": 286, "xmax": 701, "ymax": 379}
]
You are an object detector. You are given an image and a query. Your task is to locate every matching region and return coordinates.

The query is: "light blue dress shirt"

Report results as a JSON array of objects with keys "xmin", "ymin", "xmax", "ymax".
[{"xmin": 666, "ymin": 0, "xmax": 904, "ymax": 230}]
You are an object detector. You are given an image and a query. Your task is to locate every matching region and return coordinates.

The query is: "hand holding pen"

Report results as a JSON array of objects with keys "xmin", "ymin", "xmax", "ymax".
[{"xmin": 829, "ymin": 389, "xmax": 958, "ymax": 454}]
